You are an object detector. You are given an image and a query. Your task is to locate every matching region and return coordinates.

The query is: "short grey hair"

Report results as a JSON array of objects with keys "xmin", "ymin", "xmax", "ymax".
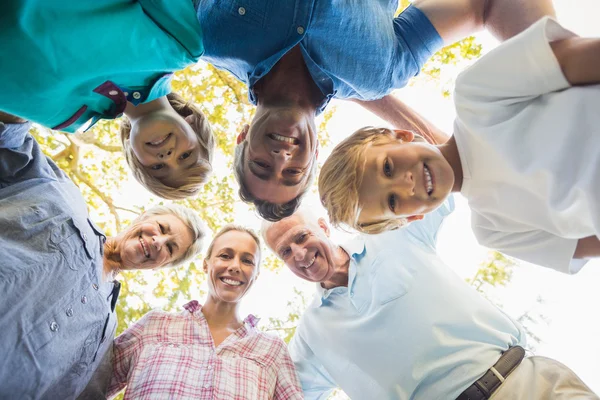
[{"xmin": 137, "ymin": 204, "xmax": 207, "ymax": 267}]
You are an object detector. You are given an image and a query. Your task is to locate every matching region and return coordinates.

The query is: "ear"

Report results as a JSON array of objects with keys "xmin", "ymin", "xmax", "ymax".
[
  {"xmin": 393, "ymin": 129, "xmax": 415, "ymax": 143},
  {"xmin": 406, "ymin": 215, "xmax": 424, "ymax": 223},
  {"xmin": 317, "ymin": 217, "xmax": 330, "ymax": 237},
  {"xmin": 184, "ymin": 114, "xmax": 196, "ymax": 125},
  {"xmin": 203, "ymin": 258, "xmax": 209, "ymax": 273},
  {"xmin": 236, "ymin": 124, "xmax": 250, "ymax": 145}
]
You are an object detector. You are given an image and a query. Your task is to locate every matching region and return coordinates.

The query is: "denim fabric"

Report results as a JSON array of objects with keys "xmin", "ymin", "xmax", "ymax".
[
  {"xmin": 0, "ymin": 0, "xmax": 202, "ymax": 132},
  {"xmin": 197, "ymin": 1, "xmax": 443, "ymax": 112},
  {"xmin": 0, "ymin": 123, "xmax": 120, "ymax": 399}
]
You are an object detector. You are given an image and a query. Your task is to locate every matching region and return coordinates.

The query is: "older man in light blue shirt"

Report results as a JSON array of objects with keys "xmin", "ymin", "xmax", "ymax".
[{"xmin": 264, "ymin": 198, "xmax": 597, "ymax": 399}]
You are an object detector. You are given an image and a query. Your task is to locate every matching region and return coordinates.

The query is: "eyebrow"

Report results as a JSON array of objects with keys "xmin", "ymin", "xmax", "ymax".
[
  {"xmin": 276, "ymin": 231, "xmax": 306, "ymax": 255},
  {"xmin": 248, "ymin": 162, "xmax": 272, "ymax": 181}
]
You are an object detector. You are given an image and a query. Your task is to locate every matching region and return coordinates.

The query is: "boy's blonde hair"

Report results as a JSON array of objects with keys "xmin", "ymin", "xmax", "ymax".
[
  {"xmin": 120, "ymin": 92, "xmax": 215, "ymax": 200},
  {"xmin": 319, "ymin": 126, "xmax": 421, "ymax": 234}
]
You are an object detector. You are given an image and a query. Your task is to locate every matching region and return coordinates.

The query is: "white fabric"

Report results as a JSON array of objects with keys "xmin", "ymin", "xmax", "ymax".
[
  {"xmin": 453, "ymin": 17, "xmax": 600, "ymax": 273},
  {"xmin": 490, "ymin": 356, "xmax": 599, "ymax": 399}
]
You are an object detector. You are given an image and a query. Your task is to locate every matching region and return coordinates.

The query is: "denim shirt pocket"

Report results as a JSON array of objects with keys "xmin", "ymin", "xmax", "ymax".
[
  {"xmin": 50, "ymin": 218, "xmax": 95, "ymax": 271},
  {"xmin": 370, "ymin": 251, "xmax": 417, "ymax": 305},
  {"xmin": 228, "ymin": 0, "xmax": 272, "ymax": 28}
]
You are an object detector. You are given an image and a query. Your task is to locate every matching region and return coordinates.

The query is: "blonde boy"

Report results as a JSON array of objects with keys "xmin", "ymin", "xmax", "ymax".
[{"xmin": 320, "ymin": 17, "xmax": 600, "ymax": 274}]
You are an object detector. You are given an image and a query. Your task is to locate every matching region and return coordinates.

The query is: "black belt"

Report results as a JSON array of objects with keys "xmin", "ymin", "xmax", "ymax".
[{"xmin": 456, "ymin": 346, "xmax": 526, "ymax": 400}]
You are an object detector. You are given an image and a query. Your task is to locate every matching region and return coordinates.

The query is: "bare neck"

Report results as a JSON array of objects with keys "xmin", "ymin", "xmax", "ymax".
[
  {"xmin": 254, "ymin": 45, "xmax": 325, "ymax": 111},
  {"xmin": 201, "ymin": 296, "xmax": 244, "ymax": 331},
  {"xmin": 102, "ymin": 237, "xmax": 122, "ymax": 281},
  {"xmin": 123, "ymin": 96, "xmax": 170, "ymax": 120},
  {"xmin": 438, "ymin": 136, "xmax": 464, "ymax": 192},
  {"xmin": 321, "ymin": 246, "xmax": 351, "ymax": 290}
]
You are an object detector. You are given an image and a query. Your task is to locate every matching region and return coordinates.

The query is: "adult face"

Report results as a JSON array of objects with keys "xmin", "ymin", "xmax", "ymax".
[
  {"xmin": 129, "ymin": 112, "xmax": 206, "ymax": 187},
  {"xmin": 117, "ymin": 213, "xmax": 194, "ymax": 270},
  {"xmin": 204, "ymin": 230, "xmax": 260, "ymax": 303},
  {"xmin": 265, "ymin": 214, "xmax": 337, "ymax": 283},
  {"xmin": 357, "ymin": 130, "xmax": 454, "ymax": 226},
  {"xmin": 238, "ymin": 105, "xmax": 319, "ymax": 204}
]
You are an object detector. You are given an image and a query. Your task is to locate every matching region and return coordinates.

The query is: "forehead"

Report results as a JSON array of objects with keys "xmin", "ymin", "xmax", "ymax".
[
  {"xmin": 266, "ymin": 216, "xmax": 311, "ymax": 249},
  {"xmin": 213, "ymin": 230, "xmax": 259, "ymax": 255}
]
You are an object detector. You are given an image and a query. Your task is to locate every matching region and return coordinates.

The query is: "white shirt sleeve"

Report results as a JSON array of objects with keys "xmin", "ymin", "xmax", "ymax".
[
  {"xmin": 454, "ymin": 17, "xmax": 575, "ymax": 113},
  {"xmin": 288, "ymin": 331, "xmax": 337, "ymax": 400},
  {"xmin": 472, "ymin": 213, "xmax": 587, "ymax": 274}
]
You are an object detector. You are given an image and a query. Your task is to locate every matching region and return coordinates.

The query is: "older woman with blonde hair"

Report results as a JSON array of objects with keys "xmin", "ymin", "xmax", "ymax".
[
  {"xmin": 0, "ymin": 122, "xmax": 207, "ymax": 399},
  {"xmin": 107, "ymin": 225, "xmax": 303, "ymax": 400}
]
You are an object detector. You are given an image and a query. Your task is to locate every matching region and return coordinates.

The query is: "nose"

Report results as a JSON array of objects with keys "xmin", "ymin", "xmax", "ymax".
[
  {"xmin": 157, "ymin": 148, "xmax": 174, "ymax": 159},
  {"xmin": 395, "ymin": 171, "xmax": 415, "ymax": 197},
  {"xmin": 291, "ymin": 244, "xmax": 307, "ymax": 261},
  {"xmin": 227, "ymin": 258, "xmax": 241, "ymax": 273},
  {"xmin": 152, "ymin": 235, "xmax": 167, "ymax": 252},
  {"xmin": 271, "ymin": 149, "xmax": 292, "ymax": 161}
]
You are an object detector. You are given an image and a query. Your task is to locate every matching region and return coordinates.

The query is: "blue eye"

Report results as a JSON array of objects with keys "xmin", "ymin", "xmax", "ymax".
[
  {"xmin": 383, "ymin": 158, "xmax": 392, "ymax": 177},
  {"xmin": 151, "ymin": 164, "xmax": 164, "ymax": 171},
  {"xmin": 388, "ymin": 194, "xmax": 396, "ymax": 213},
  {"xmin": 180, "ymin": 151, "xmax": 192, "ymax": 160}
]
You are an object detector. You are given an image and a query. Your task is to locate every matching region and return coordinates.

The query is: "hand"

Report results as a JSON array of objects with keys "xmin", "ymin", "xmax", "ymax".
[{"xmin": 0, "ymin": 111, "xmax": 27, "ymax": 124}]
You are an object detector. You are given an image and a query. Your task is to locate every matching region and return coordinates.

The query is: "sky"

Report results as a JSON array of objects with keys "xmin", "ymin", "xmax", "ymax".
[{"xmin": 114, "ymin": 0, "xmax": 600, "ymax": 397}]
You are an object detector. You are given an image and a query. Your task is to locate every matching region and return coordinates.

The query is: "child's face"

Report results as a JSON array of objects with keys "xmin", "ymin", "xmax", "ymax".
[
  {"xmin": 129, "ymin": 111, "xmax": 204, "ymax": 187},
  {"xmin": 357, "ymin": 132, "xmax": 454, "ymax": 226}
]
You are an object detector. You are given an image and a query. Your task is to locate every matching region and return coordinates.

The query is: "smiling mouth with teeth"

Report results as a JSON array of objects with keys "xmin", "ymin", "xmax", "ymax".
[
  {"xmin": 139, "ymin": 236, "xmax": 150, "ymax": 258},
  {"xmin": 146, "ymin": 133, "xmax": 172, "ymax": 147},
  {"xmin": 424, "ymin": 164, "xmax": 434, "ymax": 196},
  {"xmin": 300, "ymin": 253, "xmax": 317, "ymax": 269},
  {"xmin": 268, "ymin": 133, "xmax": 299, "ymax": 145},
  {"xmin": 220, "ymin": 277, "xmax": 243, "ymax": 287}
]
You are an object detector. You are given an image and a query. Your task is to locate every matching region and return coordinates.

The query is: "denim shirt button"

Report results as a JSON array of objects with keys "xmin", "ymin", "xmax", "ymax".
[
  {"xmin": 92, "ymin": 283, "xmax": 99, "ymax": 291},
  {"xmin": 50, "ymin": 321, "xmax": 59, "ymax": 332},
  {"xmin": 66, "ymin": 308, "xmax": 74, "ymax": 317},
  {"xmin": 82, "ymin": 233, "xmax": 88, "ymax": 241},
  {"xmin": 297, "ymin": 26, "xmax": 305, "ymax": 35},
  {"xmin": 238, "ymin": 7, "xmax": 246, "ymax": 15},
  {"xmin": 81, "ymin": 295, "xmax": 88, "ymax": 304}
]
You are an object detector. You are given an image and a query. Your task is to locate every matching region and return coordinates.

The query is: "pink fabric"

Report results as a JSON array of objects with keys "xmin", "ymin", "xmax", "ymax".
[{"xmin": 108, "ymin": 300, "xmax": 303, "ymax": 400}]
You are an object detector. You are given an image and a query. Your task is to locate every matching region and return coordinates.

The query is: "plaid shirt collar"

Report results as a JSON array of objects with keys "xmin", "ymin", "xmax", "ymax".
[{"xmin": 183, "ymin": 300, "xmax": 260, "ymax": 329}]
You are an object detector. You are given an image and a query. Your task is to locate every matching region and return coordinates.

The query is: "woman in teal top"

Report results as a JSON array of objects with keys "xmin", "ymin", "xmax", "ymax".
[{"xmin": 0, "ymin": 0, "xmax": 215, "ymax": 199}]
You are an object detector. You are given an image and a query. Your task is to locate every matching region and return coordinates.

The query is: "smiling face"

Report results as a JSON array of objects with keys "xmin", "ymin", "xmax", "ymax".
[
  {"xmin": 118, "ymin": 213, "xmax": 194, "ymax": 270},
  {"xmin": 239, "ymin": 105, "xmax": 319, "ymax": 204},
  {"xmin": 357, "ymin": 131, "xmax": 454, "ymax": 227},
  {"xmin": 204, "ymin": 230, "xmax": 260, "ymax": 304},
  {"xmin": 129, "ymin": 111, "xmax": 206, "ymax": 188},
  {"xmin": 265, "ymin": 215, "xmax": 337, "ymax": 283}
]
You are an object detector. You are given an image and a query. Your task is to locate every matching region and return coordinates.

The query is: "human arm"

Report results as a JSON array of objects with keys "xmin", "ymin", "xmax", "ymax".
[
  {"xmin": 551, "ymin": 38, "xmax": 600, "ymax": 86},
  {"xmin": 413, "ymin": 0, "xmax": 555, "ymax": 43},
  {"xmin": 272, "ymin": 339, "xmax": 304, "ymax": 400},
  {"xmin": 454, "ymin": 18, "xmax": 576, "ymax": 111},
  {"xmin": 352, "ymin": 95, "xmax": 450, "ymax": 144},
  {"xmin": 472, "ymin": 218, "xmax": 589, "ymax": 274},
  {"xmin": 107, "ymin": 313, "xmax": 150, "ymax": 398},
  {"xmin": 287, "ymin": 332, "xmax": 336, "ymax": 400},
  {"xmin": 0, "ymin": 111, "xmax": 27, "ymax": 124},
  {"xmin": 574, "ymin": 236, "xmax": 600, "ymax": 260}
]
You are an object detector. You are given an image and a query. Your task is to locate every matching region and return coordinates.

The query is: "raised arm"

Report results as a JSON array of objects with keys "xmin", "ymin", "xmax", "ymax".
[
  {"xmin": 352, "ymin": 95, "xmax": 449, "ymax": 144},
  {"xmin": 414, "ymin": 0, "xmax": 556, "ymax": 43},
  {"xmin": 551, "ymin": 38, "xmax": 600, "ymax": 85}
]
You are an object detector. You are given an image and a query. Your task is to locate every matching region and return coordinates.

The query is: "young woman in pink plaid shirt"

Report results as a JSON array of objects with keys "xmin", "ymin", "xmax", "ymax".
[{"xmin": 107, "ymin": 225, "xmax": 303, "ymax": 399}]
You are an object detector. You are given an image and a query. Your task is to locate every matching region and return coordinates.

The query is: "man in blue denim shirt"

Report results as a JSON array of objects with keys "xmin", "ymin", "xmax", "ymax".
[
  {"xmin": 0, "ymin": 117, "xmax": 120, "ymax": 399},
  {"xmin": 197, "ymin": 0, "xmax": 556, "ymax": 221}
]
